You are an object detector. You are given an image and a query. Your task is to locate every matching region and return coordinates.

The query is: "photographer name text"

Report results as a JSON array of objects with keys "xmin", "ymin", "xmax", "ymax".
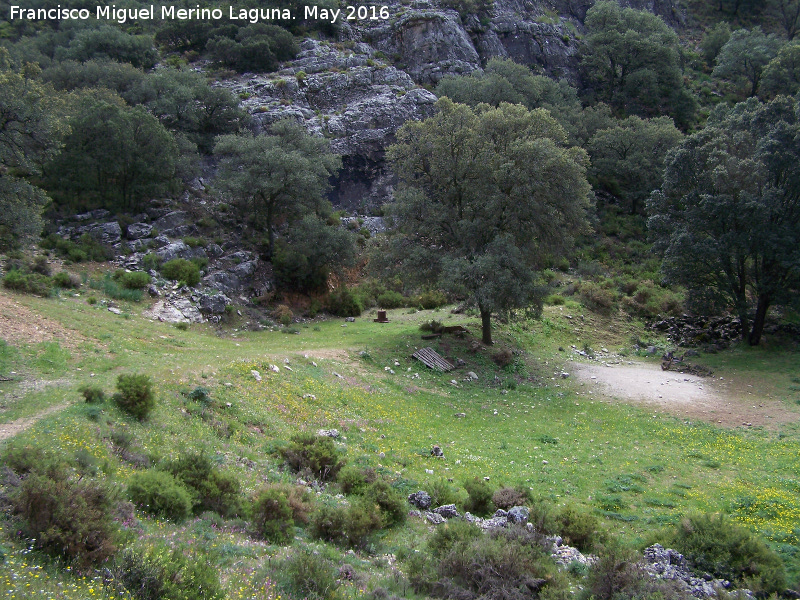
[{"xmin": 9, "ymin": 4, "xmax": 391, "ymax": 24}]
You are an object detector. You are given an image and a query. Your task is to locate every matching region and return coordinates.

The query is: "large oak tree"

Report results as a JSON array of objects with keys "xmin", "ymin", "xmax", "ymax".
[
  {"xmin": 385, "ymin": 98, "xmax": 592, "ymax": 345},
  {"xmin": 648, "ymin": 96, "xmax": 800, "ymax": 346}
]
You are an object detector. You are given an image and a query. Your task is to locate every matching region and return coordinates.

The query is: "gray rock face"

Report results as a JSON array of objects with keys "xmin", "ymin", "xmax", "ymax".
[
  {"xmin": 203, "ymin": 271, "xmax": 242, "ymax": 294},
  {"xmin": 642, "ymin": 544, "xmax": 741, "ymax": 599},
  {"xmin": 90, "ymin": 222, "xmax": 122, "ymax": 244},
  {"xmin": 126, "ymin": 223, "xmax": 152, "ymax": 240},
  {"xmin": 433, "ymin": 504, "xmax": 460, "ymax": 519},
  {"xmin": 144, "ymin": 298, "xmax": 203, "ymax": 323},
  {"xmin": 152, "ymin": 211, "xmax": 188, "ymax": 232},
  {"xmin": 408, "ymin": 490, "xmax": 432, "ymax": 510},
  {"xmin": 367, "ymin": 9, "xmax": 481, "ymax": 84},
  {"xmin": 198, "ymin": 293, "xmax": 231, "ymax": 314},
  {"xmin": 507, "ymin": 506, "xmax": 530, "ymax": 524},
  {"xmin": 231, "ymin": 260, "xmax": 258, "ymax": 278}
]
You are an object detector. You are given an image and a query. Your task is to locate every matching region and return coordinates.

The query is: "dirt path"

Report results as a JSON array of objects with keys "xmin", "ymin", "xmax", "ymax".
[
  {"xmin": 571, "ymin": 360, "xmax": 798, "ymax": 429},
  {"xmin": 0, "ymin": 402, "xmax": 69, "ymax": 441}
]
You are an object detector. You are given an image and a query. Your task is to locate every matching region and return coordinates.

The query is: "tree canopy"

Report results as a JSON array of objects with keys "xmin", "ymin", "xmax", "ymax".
[
  {"xmin": 213, "ymin": 121, "xmax": 341, "ymax": 259},
  {"xmin": 385, "ymin": 98, "xmax": 592, "ymax": 344},
  {"xmin": 588, "ymin": 115, "xmax": 683, "ymax": 215},
  {"xmin": 713, "ymin": 27, "xmax": 783, "ymax": 98},
  {"xmin": 648, "ymin": 96, "xmax": 800, "ymax": 346},
  {"xmin": 579, "ymin": 0, "xmax": 696, "ymax": 128},
  {"xmin": 0, "ymin": 51, "xmax": 65, "ymax": 249}
]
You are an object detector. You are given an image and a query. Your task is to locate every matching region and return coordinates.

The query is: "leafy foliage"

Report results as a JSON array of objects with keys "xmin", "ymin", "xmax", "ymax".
[
  {"xmin": 163, "ymin": 453, "xmax": 242, "ymax": 517},
  {"xmin": 386, "ymin": 98, "xmax": 591, "ymax": 344},
  {"xmin": 282, "ymin": 433, "xmax": 345, "ymax": 481},
  {"xmin": 252, "ymin": 485, "xmax": 295, "ymax": 544},
  {"xmin": 11, "ymin": 466, "xmax": 117, "ymax": 567},
  {"xmin": 648, "ymin": 95, "xmax": 800, "ymax": 345},
  {"xmin": 160, "ymin": 258, "xmax": 201, "ymax": 287},
  {"xmin": 127, "ymin": 470, "xmax": 193, "ymax": 522},
  {"xmin": 713, "ymin": 27, "xmax": 783, "ymax": 98},
  {"xmin": 666, "ymin": 514, "xmax": 786, "ymax": 594},
  {"xmin": 580, "ymin": 1, "xmax": 696, "ymax": 128},
  {"xmin": 113, "ymin": 373, "xmax": 156, "ymax": 421}
]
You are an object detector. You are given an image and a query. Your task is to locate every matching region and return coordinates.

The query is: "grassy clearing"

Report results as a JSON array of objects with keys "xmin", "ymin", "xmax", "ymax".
[{"xmin": 2, "ymin": 292, "xmax": 800, "ymax": 596}]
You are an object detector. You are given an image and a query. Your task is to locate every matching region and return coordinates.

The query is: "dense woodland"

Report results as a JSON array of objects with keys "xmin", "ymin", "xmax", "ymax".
[{"xmin": 2, "ymin": 0, "xmax": 800, "ymax": 598}]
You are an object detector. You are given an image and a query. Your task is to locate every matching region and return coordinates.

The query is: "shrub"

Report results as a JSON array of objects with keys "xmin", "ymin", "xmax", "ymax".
[
  {"xmin": 279, "ymin": 548, "xmax": 339, "ymax": 600},
  {"xmin": 127, "ymin": 470, "xmax": 193, "ymax": 522},
  {"xmin": 579, "ymin": 280, "xmax": 617, "ymax": 314},
  {"xmin": 164, "ymin": 453, "xmax": 242, "ymax": 517},
  {"xmin": 463, "ymin": 477, "xmax": 494, "ymax": 517},
  {"xmin": 282, "ymin": 433, "xmax": 345, "ymax": 482},
  {"xmin": 30, "ymin": 255, "xmax": 51, "ymax": 275},
  {"xmin": 427, "ymin": 519, "xmax": 482, "ymax": 558},
  {"xmin": 428, "ymin": 477, "xmax": 461, "ymax": 508},
  {"xmin": 412, "ymin": 524, "xmax": 567, "ymax": 600},
  {"xmin": 113, "ymin": 373, "xmax": 155, "ymax": 420},
  {"xmin": 142, "ymin": 252, "xmax": 161, "ymax": 271},
  {"xmin": 53, "ymin": 271, "xmax": 81, "ymax": 288},
  {"xmin": 492, "ymin": 486, "xmax": 529, "ymax": 510},
  {"xmin": 11, "ymin": 468, "xmax": 117, "ymax": 567},
  {"xmin": 114, "ymin": 270, "xmax": 151, "ymax": 290},
  {"xmin": 2, "ymin": 270, "xmax": 53, "ymax": 296},
  {"xmin": 310, "ymin": 498, "xmax": 382, "ymax": 549},
  {"xmin": 666, "ymin": 513, "xmax": 785, "ymax": 594},
  {"xmin": 492, "ymin": 349, "xmax": 514, "ymax": 367},
  {"xmin": 88, "ymin": 272, "xmax": 143, "ymax": 302},
  {"xmin": 377, "ymin": 290, "xmax": 405, "ymax": 309},
  {"xmin": 554, "ymin": 504, "xmax": 601, "ymax": 552},
  {"xmin": 326, "ymin": 287, "xmax": 362, "ymax": 317},
  {"xmin": 116, "ymin": 544, "xmax": 224, "ymax": 600},
  {"xmin": 252, "ymin": 485, "xmax": 294, "ymax": 544},
  {"xmin": 416, "ymin": 289, "xmax": 448, "ymax": 309},
  {"xmin": 364, "ymin": 479, "xmax": 407, "ymax": 528},
  {"xmin": 79, "ymin": 385, "xmax": 105, "ymax": 404},
  {"xmin": 160, "ymin": 258, "xmax": 201, "ymax": 287},
  {"xmin": 585, "ymin": 542, "xmax": 686, "ymax": 600},
  {"xmin": 337, "ymin": 464, "xmax": 376, "ymax": 495},
  {"xmin": 3, "ymin": 443, "xmax": 62, "ymax": 476},
  {"xmin": 272, "ymin": 304, "xmax": 293, "ymax": 326}
]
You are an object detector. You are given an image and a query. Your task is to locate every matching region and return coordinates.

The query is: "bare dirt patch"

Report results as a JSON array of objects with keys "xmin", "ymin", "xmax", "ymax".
[
  {"xmin": 0, "ymin": 293, "xmax": 84, "ymax": 350},
  {"xmin": 0, "ymin": 402, "xmax": 69, "ymax": 441},
  {"xmin": 571, "ymin": 360, "xmax": 798, "ymax": 429}
]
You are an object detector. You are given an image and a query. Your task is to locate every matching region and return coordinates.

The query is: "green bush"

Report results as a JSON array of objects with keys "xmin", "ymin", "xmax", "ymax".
[
  {"xmin": 416, "ymin": 289, "xmax": 448, "ymax": 309},
  {"xmin": 377, "ymin": 290, "xmax": 405, "ymax": 309},
  {"xmin": 428, "ymin": 477, "xmax": 461, "ymax": 508},
  {"xmin": 88, "ymin": 272, "xmax": 144, "ymax": 302},
  {"xmin": 11, "ymin": 468, "xmax": 117, "ymax": 567},
  {"xmin": 79, "ymin": 385, "xmax": 105, "ymax": 404},
  {"xmin": 252, "ymin": 485, "xmax": 294, "ymax": 544},
  {"xmin": 326, "ymin": 287, "xmax": 362, "ymax": 317},
  {"xmin": 584, "ymin": 542, "xmax": 685, "ymax": 600},
  {"xmin": 337, "ymin": 464, "xmax": 376, "ymax": 495},
  {"xmin": 463, "ymin": 477, "xmax": 495, "ymax": 517},
  {"xmin": 666, "ymin": 513, "xmax": 785, "ymax": 594},
  {"xmin": 114, "ymin": 270, "xmax": 151, "ymax": 290},
  {"xmin": 2, "ymin": 270, "xmax": 53, "ymax": 296},
  {"xmin": 554, "ymin": 504, "xmax": 601, "ymax": 552},
  {"xmin": 310, "ymin": 498, "xmax": 382, "ymax": 549},
  {"xmin": 579, "ymin": 280, "xmax": 617, "ymax": 314},
  {"xmin": 160, "ymin": 258, "xmax": 201, "ymax": 287},
  {"xmin": 364, "ymin": 479, "xmax": 407, "ymax": 528},
  {"xmin": 113, "ymin": 373, "xmax": 156, "ymax": 420},
  {"xmin": 164, "ymin": 453, "xmax": 243, "ymax": 517},
  {"xmin": 410, "ymin": 524, "xmax": 567, "ymax": 599},
  {"xmin": 53, "ymin": 271, "xmax": 81, "ymax": 289},
  {"xmin": 41, "ymin": 233, "xmax": 112, "ymax": 263},
  {"xmin": 279, "ymin": 548, "xmax": 339, "ymax": 600},
  {"xmin": 282, "ymin": 433, "xmax": 345, "ymax": 482},
  {"xmin": 127, "ymin": 470, "xmax": 193, "ymax": 522},
  {"xmin": 116, "ymin": 544, "xmax": 224, "ymax": 600}
]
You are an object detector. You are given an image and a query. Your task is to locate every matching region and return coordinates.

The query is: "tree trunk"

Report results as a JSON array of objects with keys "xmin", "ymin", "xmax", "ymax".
[
  {"xmin": 748, "ymin": 293, "xmax": 770, "ymax": 346},
  {"xmin": 480, "ymin": 308, "xmax": 493, "ymax": 346}
]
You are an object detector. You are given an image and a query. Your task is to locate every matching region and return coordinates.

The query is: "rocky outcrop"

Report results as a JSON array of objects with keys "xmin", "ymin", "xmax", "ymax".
[
  {"xmin": 224, "ymin": 39, "xmax": 437, "ymax": 212},
  {"xmin": 366, "ymin": 7, "xmax": 481, "ymax": 84},
  {"xmin": 642, "ymin": 544, "xmax": 744, "ymax": 598}
]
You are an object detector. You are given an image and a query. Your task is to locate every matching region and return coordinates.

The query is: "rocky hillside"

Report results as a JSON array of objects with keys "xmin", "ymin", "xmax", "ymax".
[{"xmin": 218, "ymin": 0, "xmax": 685, "ymax": 213}]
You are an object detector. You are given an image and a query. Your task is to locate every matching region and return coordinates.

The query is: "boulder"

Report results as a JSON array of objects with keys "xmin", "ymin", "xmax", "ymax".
[
  {"xmin": 90, "ymin": 222, "xmax": 122, "ymax": 244},
  {"xmin": 433, "ymin": 504, "xmax": 460, "ymax": 519},
  {"xmin": 144, "ymin": 299, "xmax": 203, "ymax": 324},
  {"xmin": 152, "ymin": 211, "xmax": 188, "ymax": 232},
  {"xmin": 126, "ymin": 223, "xmax": 153, "ymax": 240},
  {"xmin": 198, "ymin": 293, "xmax": 231, "ymax": 314},
  {"xmin": 203, "ymin": 271, "xmax": 242, "ymax": 294},
  {"xmin": 408, "ymin": 491, "xmax": 432, "ymax": 510},
  {"xmin": 507, "ymin": 506, "xmax": 529, "ymax": 524}
]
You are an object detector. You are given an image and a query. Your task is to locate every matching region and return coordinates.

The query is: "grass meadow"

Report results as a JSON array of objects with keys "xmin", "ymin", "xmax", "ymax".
[{"xmin": 2, "ymin": 291, "xmax": 800, "ymax": 597}]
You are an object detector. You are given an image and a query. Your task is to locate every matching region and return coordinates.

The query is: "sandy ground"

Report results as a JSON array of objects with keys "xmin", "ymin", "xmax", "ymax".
[
  {"xmin": 571, "ymin": 360, "xmax": 798, "ymax": 429},
  {"xmin": 0, "ymin": 402, "xmax": 69, "ymax": 441},
  {"xmin": 0, "ymin": 293, "xmax": 84, "ymax": 350}
]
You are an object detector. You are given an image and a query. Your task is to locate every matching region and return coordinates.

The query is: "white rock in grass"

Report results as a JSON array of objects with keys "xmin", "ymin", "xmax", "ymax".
[{"xmin": 251, "ymin": 370, "xmax": 262, "ymax": 382}]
